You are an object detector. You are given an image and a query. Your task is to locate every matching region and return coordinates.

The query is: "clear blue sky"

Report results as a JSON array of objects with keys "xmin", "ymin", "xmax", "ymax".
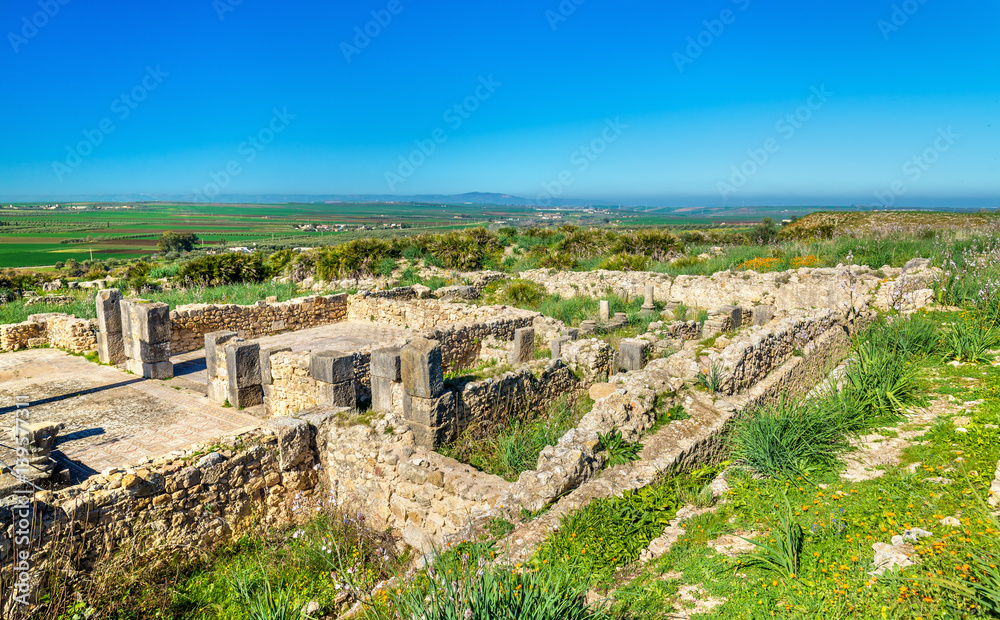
[{"xmin": 1, "ymin": 0, "xmax": 997, "ymax": 207}]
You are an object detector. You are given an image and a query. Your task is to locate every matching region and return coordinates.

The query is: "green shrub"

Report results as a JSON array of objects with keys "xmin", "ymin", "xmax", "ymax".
[
  {"xmin": 482, "ymin": 279, "xmax": 548, "ymax": 307},
  {"xmin": 840, "ymin": 323, "xmax": 922, "ymax": 427},
  {"xmin": 178, "ymin": 253, "xmax": 271, "ymax": 286},
  {"xmin": 731, "ymin": 399, "xmax": 849, "ymax": 479},
  {"xmin": 357, "ymin": 544, "xmax": 605, "ymax": 620},
  {"xmin": 940, "ymin": 310, "xmax": 1000, "ymax": 363},
  {"xmin": 597, "ymin": 253, "xmax": 648, "ymax": 272},
  {"xmin": 598, "ymin": 429, "xmax": 642, "ymax": 467},
  {"xmin": 376, "ymin": 257, "xmax": 397, "ymax": 277}
]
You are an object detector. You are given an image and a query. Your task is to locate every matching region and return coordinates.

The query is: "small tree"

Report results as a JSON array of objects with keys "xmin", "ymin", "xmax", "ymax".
[
  {"xmin": 754, "ymin": 217, "xmax": 778, "ymax": 244},
  {"xmin": 157, "ymin": 231, "xmax": 198, "ymax": 253}
]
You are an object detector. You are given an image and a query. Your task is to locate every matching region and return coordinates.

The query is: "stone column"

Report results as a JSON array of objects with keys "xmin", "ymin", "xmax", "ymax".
[
  {"xmin": 121, "ymin": 301, "xmax": 173, "ymax": 379},
  {"xmin": 400, "ymin": 337, "xmax": 453, "ymax": 449},
  {"xmin": 511, "ymin": 327, "xmax": 535, "ymax": 364},
  {"xmin": 226, "ymin": 341, "xmax": 264, "ymax": 409},
  {"xmin": 371, "ymin": 346, "xmax": 402, "ymax": 412},
  {"xmin": 310, "ymin": 350, "xmax": 357, "ymax": 409},
  {"xmin": 205, "ymin": 331, "xmax": 239, "ymax": 404},
  {"xmin": 95, "ymin": 289, "xmax": 125, "ymax": 364},
  {"xmin": 599, "ymin": 300, "xmax": 610, "ymax": 322},
  {"xmin": 641, "ymin": 284, "xmax": 656, "ymax": 315}
]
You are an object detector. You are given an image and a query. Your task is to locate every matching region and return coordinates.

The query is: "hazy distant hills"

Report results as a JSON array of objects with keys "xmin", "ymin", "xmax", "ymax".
[{"xmin": 6, "ymin": 192, "xmax": 606, "ymax": 207}]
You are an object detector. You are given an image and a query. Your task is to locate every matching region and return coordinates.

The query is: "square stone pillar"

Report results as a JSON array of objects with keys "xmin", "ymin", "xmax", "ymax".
[
  {"xmin": 310, "ymin": 350, "xmax": 357, "ymax": 409},
  {"xmin": 96, "ymin": 289, "xmax": 125, "ymax": 364},
  {"xmin": 121, "ymin": 300, "xmax": 173, "ymax": 379},
  {"xmin": 511, "ymin": 327, "xmax": 535, "ymax": 364},
  {"xmin": 205, "ymin": 331, "xmax": 239, "ymax": 403},
  {"xmin": 400, "ymin": 338, "xmax": 452, "ymax": 449},
  {"xmin": 599, "ymin": 300, "xmax": 610, "ymax": 322},
  {"xmin": 371, "ymin": 346, "xmax": 402, "ymax": 413},
  {"xmin": 226, "ymin": 341, "xmax": 264, "ymax": 409}
]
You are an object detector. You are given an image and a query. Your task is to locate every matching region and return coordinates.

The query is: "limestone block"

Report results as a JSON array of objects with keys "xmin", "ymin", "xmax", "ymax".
[
  {"xmin": 205, "ymin": 332, "xmax": 239, "ymax": 377},
  {"xmin": 259, "ymin": 346, "xmax": 292, "ymax": 385},
  {"xmin": 511, "ymin": 327, "xmax": 535, "ymax": 365},
  {"xmin": 620, "ymin": 339, "xmax": 649, "ymax": 372},
  {"xmin": 752, "ymin": 305, "xmax": 775, "ymax": 326},
  {"xmin": 551, "ymin": 336, "xmax": 570, "ymax": 360},
  {"xmin": 401, "ymin": 337, "xmax": 444, "ymax": 398},
  {"xmin": 137, "ymin": 340, "xmax": 171, "ymax": 363},
  {"xmin": 97, "ymin": 331, "xmax": 125, "ymax": 365},
  {"xmin": 132, "ymin": 302, "xmax": 172, "ymax": 343},
  {"xmin": 318, "ymin": 380, "xmax": 357, "ymax": 409},
  {"xmin": 408, "ymin": 420, "xmax": 453, "ymax": 451},
  {"xmin": 403, "ymin": 392, "xmax": 455, "ymax": 429},
  {"xmin": 642, "ymin": 283, "xmax": 655, "ymax": 311},
  {"xmin": 95, "ymin": 289, "xmax": 123, "ymax": 333},
  {"xmin": 371, "ymin": 346, "xmax": 402, "ymax": 380},
  {"xmin": 562, "ymin": 327, "xmax": 580, "ymax": 341},
  {"xmin": 371, "ymin": 375, "xmax": 395, "ymax": 412},
  {"xmin": 226, "ymin": 342, "xmax": 262, "ymax": 389},
  {"xmin": 599, "ymin": 300, "xmax": 610, "ymax": 322},
  {"xmin": 310, "ymin": 350, "xmax": 355, "ymax": 384},
  {"xmin": 714, "ymin": 305, "xmax": 742, "ymax": 329},
  {"xmin": 230, "ymin": 384, "xmax": 265, "ymax": 409},
  {"xmin": 126, "ymin": 359, "xmax": 174, "ymax": 379}
]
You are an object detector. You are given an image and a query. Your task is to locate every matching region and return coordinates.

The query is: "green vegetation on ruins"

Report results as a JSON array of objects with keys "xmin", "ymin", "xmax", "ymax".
[{"xmin": 11, "ymin": 209, "xmax": 1000, "ymax": 620}]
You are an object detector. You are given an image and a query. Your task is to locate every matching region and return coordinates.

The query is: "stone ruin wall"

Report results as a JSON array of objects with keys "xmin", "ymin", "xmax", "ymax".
[
  {"xmin": 519, "ymin": 265, "xmax": 899, "ymax": 313},
  {"xmin": 0, "ymin": 313, "xmax": 96, "ymax": 353},
  {"xmin": 170, "ymin": 294, "xmax": 349, "ymax": 354},
  {"xmin": 10, "ymin": 418, "xmax": 321, "ymax": 587}
]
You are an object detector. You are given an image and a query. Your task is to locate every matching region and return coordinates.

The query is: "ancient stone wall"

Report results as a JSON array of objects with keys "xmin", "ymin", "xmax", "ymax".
[
  {"xmin": 0, "ymin": 313, "xmax": 95, "ymax": 353},
  {"xmin": 170, "ymin": 294, "xmax": 349, "ymax": 354},
  {"xmin": 520, "ymin": 264, "xmax": 902, "ymax": 312},
  {"xmin": 347, "ymin": 289, "xmax": 538, "ymax": 333},
  {"xmin": 14, "ymin": 418, "xmax": 320, "ymax": 588}
]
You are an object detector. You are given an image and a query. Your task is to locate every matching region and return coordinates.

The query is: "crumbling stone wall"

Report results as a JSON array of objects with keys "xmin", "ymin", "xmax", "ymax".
[
  {"xmin": 521, "ymin": 264, "xmax": 903, "ymax": 312},
  {"xmin": 170, "ymin": 294, "xmax": 349, "ymax": 354},
  {"xmin": 348, "ymin": 289, "xmax": 538, "ymax": 332},
  {"xmin": 10, "ymin": 418, "xmax": 320, "ymax": 591},
  {"xmin": 454, "ymin": 360, "xmax": 580, "ymax": 433},
  {"xmin": 0, "ymin": 313, "xmax": 95, "ymax": 353}
]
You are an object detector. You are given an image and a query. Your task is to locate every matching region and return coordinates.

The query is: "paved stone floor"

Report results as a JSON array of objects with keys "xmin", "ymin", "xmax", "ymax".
[{"xmin": 0, "ymin": 349, "xmax": 262, "ymax": 480}]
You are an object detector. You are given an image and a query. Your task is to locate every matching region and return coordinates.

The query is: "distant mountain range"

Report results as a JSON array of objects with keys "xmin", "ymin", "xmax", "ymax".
[{"xmin": 2, "ymin": 192, "xmax": 610, "ymax": 208}]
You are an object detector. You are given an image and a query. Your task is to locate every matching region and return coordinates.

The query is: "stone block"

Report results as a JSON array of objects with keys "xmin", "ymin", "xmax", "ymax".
[
  {"xmin": 131, "ymin": 302, "xmax": 172, "ymax": 343},
  {"xmin": 205, "ymin": 331, "xmax": 239, "ymax": 377},
  {"xmin": 752, "ymin": 305, "xmax": 775, "ymax": 326},
  {"xmin": 511, "ymin": 327, "xmax": 535, "ymax": 364},
  {"xmin": 97, "ymin": 331, "xmax": 125, "ymax": 365},
  {"xmin": 95, "ymin": 289, "xmax": 123, "ymax": 333},
  {"xmin": 226, "ymin": 342, "xmax": 262, "ymax": 389},
  {"xmin": 551, "ymin": 336, "xmax": 570, "ymax": 360},
  {"xmin": 126, "ymin": 358, "xmax": 173, "ymax": 379},
  {"xmin": 371, "ymin": 375, "xmax": 395, "ymax": 412},
  {"xmin": 562, "ymin": 327, "xmax": 580, "ymax": 341},
  {"xmin": 207, "ymin": 379, "xmax": 229, "ymax": 404},
  {"xmin": 579, "ymin": 321, "xmax": 597, "ymax": 335},
  {"xmin": 137, "ymin": 340, "xmax": 171, "ymax": 363},
  {"xmin": 408, "ymin": 420, "xmax": 452, "ymax": 450},
  {"xmin": 403, "ymin": 392, "xmax": 455, "ymax": 429},
  {"xmin": 371, "ymin": 346, "xmax": 402, "ymax": 380},
  {"xmin": 259, "ymin": 346, "xmax": 291, "ymax": 385},
  {"xmin": 599, "ymin": 300, "xmax": 610, "ymax": 322},
  {"xmin": 310, "ymin": 350, "xmax": 355, "ymax": 384},
  {"xmin": 714, "ymin": 305, "xmax": 742, "ymax": 329},
  {"xmin": 230, "ymin": 384, "xmax": 264, "ymax": 409},
  {"xmin": 318, "ymin": 380, "xmax": 357, "ymax": 408},
  {"xmin": 620, "ymin": 339, "xmax": 649, "ymax": 372},
  {"xmin": 401, "ymin": 337, "xmax": 444, "ymax": 398}
]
